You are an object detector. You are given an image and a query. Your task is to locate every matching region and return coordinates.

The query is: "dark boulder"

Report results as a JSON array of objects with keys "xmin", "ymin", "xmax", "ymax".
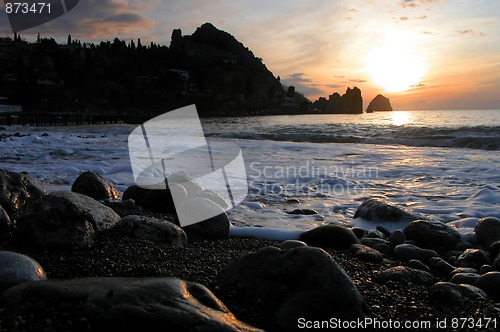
[
  {"xmin": 474, "ymin": 272, "xmax": 500, "ymax": 301},
  {"xmin": 350, "ymin": 244, "xmax": 384, "ymax": 262},
  {"xmin": 0, "ymin": 277, "xmax": 261, "ymax": 331},
  {"xmin": 299, "ymin": 224, "xmax": 360, "ymax": 249},
  {"xmin": 219, "ymin": 246, "xmax": 369, "ymax": 331},
  {"xmin": 122, "ymin": 185, "xmax": 176, "ymax": 214},
  {"xmin": 17, "ymin": 191, "xmax": 120, "ymax": 248},
  {"xmin": 455, "ymin": 249, "xmax": 490, "ymax": 270},
  {"xmin": 0, "ymin": 170, "xmax": 46, "ymax": 218},
  {"xmin": 393, "ymin": 244, "xmax": 439, "ymax": 262},
  {"xmin": 179, "ymin": 198, "xmax": 230, "ymax": 239},
  {"xmin": 71, "ymin": 171, "xmax": 120, "ymax": 201},
  {"xmin": 354, "ymin": 198, "xmax": 424, "ymax": 223},
  {"xmin": 404, "ymin": 220, "xmax": 461, "ymax": 252},
  {"xmin": 474, "ymin": 217, "xmax": 500, "ymax": 249},
  {"xmin": 113, "ymin": 215, "xmax": 187, "ymax": 248},
  {"xmin": 376, "ymin": 266, "xmax": 435, "ymax": 286},
  {"xmin": 0, "ymin": 251, "xmax": 47, "ymax": 293},
  {"xmin": 0, "ymin": 205, "xmax": 10, "ymax": 229},
  {"xmin": 429, "ymin": 282, "xmax": 488, "ymax": 305}
]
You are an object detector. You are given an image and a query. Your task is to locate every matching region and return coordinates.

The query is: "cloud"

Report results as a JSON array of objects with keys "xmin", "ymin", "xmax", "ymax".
[
  {"xmin": 281, "ymin": 73, "xmax": 322, "ymax": 96},
  {"xmin": 324, "ymin": 83, "xmax": 344, "ymax": 89},
  {"xmin": 399, "ymin": 16, "xmax": 409, "ymax": 21},
  {"xmin": 349, "ymin": 79, "xmax": 367, "ymax": 83},
  {"xmin": 414, "ymin": 15, "xmax": 427, "ymax": 19},
  {"xmin": 0, "ymin": 0, "xmax": 158, "ymax": 41},
  {"xmin": 400, "ymin": 0, "xmax": 440, "ymax": 8},
  {"xmin": 456, "ymin": 29, "xmax": 485, "ymax": 36},
  {"xmin": 410, "ymin": 83, "xmax": 427, "ymax": 88}
]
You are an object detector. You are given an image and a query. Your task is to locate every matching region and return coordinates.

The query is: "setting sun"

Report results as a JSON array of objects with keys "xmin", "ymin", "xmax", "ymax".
[{"xmin": 366, "ymin": 33, "xmax": 427, "ymax": 93}]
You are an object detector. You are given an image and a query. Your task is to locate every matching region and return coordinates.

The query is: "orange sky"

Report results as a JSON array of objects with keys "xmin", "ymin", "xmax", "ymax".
[{"xmin": 1, "ymin": 0, "xmax": 499, "ymax": 110}]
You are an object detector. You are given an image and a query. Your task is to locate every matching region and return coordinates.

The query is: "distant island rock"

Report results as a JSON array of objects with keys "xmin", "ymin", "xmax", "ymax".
[
  {"xmin": 366, "ymin": 94, "xmax": 393, "ymax": 112},
  {"xmin": 312, "ymin": 87, "xmax": 363, "ymax": 114}
]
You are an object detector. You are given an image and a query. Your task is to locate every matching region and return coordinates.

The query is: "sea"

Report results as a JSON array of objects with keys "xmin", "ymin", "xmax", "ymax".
[{"xmin": 1, "ymin": 109, "xmax": 499, "ymax": 240}]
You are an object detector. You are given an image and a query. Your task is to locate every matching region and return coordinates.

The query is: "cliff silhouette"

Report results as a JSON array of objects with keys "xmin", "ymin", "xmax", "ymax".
[
  {"xmin": 0, "ymin": 24, "xmax": 371, "ymax": 118},
  {"xmin": 0, "ymin": 23, "xmax": 290, "ymax": 117},
  {"xmin": 312, "ymin": 87, "xmax": 363, "ymax": 114}
]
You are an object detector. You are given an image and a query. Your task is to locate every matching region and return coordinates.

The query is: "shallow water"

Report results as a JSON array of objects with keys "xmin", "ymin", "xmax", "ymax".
[{"xmin": 0, "ymin": 110, "xmax": 499, "ymax": 238}]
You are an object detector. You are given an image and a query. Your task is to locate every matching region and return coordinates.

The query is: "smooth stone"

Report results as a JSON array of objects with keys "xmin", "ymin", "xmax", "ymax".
[
  {"xmin": 492, "ymin": 253, "xmax": 500, "ymax": 271},
  {"xmin": 0, "ymin": 277, "xmax": 261, "ymax": 331},
  {"xmin": 17, "ymin": 191, "xmax": 120, "ymax": 248},
  {"xmin": 489, "ymin": 240, "xmax": 500, "ymax": 257},
  {"xmin": 0, "ymin": 205, "xmax": 10, "ymax": 229},
  {"xmin": 286, "ymin": 198, "xmax": 300, "ymax": 204},
  {"xmin": 350, "ymin": 244, "xmax": 384, "ymax": 262},
  {"xmin": 455, "ymin": 248, "xmax": 490, "ymax": 269},
  {"xmin": 393, "ymin": 244, "xmax": 439, "ymax": 262},
  {"xmin": 353, "ymin": 198, "xmax": 425, "ymax": 223},
  {"xmin": 376, "ymin": 266, "xmax": 435, "ymax": 286},
  {"xmin": 429, "ymin": 282, "xmax": 488, "ymax": 305},
  {"xmin": 122, "ymin": 185, "xmax": 176, "ymax": 213},
  {"xmin": 474, "ymin": 217, "xmax": 500, "ymax": 249},
  {"xmin": 219, "ymin": 246, "xmax": 369, "ymax": 331},
  {"xmin": 365, "ymin": 229, "xmax": 385, "ymax": 239},
  {"xmin": 299, "ymin": 224, "xmax": 360, "ymax": 249},
  {"xmin": 404, "ymin": 220, "xmax": 461, "ymax": 252},
  {"xmin": 360, "ymin": 237, "xmax": 388, "ymax": 249},
  {"xmin": 448, "ymin": 267, "xmax": 479, "ymax": 279},
  {"xmin": 427, "ymin": 257, "xmax": 456, "ymax": 274},
  {"xmin": 373, "ymin": 243, "xmax": 393, "ymax": 255},
  {"xmin": 197, "ymin": 189, "xmax": 229, "ymax": 209},
  {"xmin": 376, "ymin": 225, "xmax": 391, "ymax": 237},
  {"xmin": 388, "ymin": 230, "xmax": 406, "ymax": 246},
  {"xmin": 449, "ymin": 273, "xmax": 480, "ymax": 285},
  {"xmin": 168, "ymin": 172, "xmax": 204, "ymax": 197},
  {"xmin": 474, "ymin": 272, "xmax": 500, "ymax": 301},
  {"xmin": 352, "ymin": 227, "xmax": 367, "ymax": 239},
  {"xmin": 408, "ymin": 260, "xmax": 430, "ymax": 272},
  {"xmin": 287, "ymin": 208, "xmax": 318, "ymax": 215},
  {"xmin": 113, "ymin": 215, "xmax": 187, "ymax": 248},
  {"xmin": 0, "ymin": 169, "xmax": 46, "ymax": 217},
  {"xmin": 480, "ymin": 264, "xmax": 492, "ymax": 274},
  {"xmin": 279, "ymin": 240, "xmax": 308, "ymax": 250},
  {"xmin": 179, "ymin": 198, "xmax": 230, "ymax": 239},
  {"xmin": 120, "ymin": 199, "xmax": 137, "ymax": 210},
  {"xmin": 71, "ymin": 171, "xmax": 120, "ymax": 201},
  {"xmin": 0, "ymin": 251, "xmax": 47, "ymax": 293}
]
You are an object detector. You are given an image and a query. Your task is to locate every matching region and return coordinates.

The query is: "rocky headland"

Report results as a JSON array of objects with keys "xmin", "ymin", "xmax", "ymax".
[{"xmin": 1, "ymin": 169, "xmax": 499, "ymax": 331}]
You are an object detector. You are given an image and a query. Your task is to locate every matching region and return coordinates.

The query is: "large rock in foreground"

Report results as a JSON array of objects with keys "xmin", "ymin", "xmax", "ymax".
[
  {"xmin": 404, "ymin": 220, "xmax": 461, "ymax": 252},
  {"xmin": 354, "ymin": 198, "xmax": 424, "ymax": 223},
  {"xmin": 0, "ymin": 277, "xmax": 261, "ymax": 332},
  {"xmin": 0, "ymin": 169, "xmax": 46, "ymax": 218},
  {"xmin": 71, "ymin": 171, "xmax": 120, "ymax": 201},
  {"xmin": 17, "ymin": 191, "xmax": 120, "ymax": 248},
  {"xmin": 0, "ymin": 251, "xmax": 47, "ymax": 293},
  {"xmin": 219, "ymin": 246, "xmax": 369, "ymax": 330}
]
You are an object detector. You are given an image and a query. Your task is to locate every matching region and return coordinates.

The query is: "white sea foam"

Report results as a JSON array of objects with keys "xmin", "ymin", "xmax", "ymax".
[{"xmin": 1, "ymin": 118, "xmax": 499, "ymax": 240}]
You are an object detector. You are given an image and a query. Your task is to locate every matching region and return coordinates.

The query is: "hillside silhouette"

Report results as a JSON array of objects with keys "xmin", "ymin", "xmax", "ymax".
[{"xmin": 0, "ymin": 23, "xmax": 365, "ymax": 118}]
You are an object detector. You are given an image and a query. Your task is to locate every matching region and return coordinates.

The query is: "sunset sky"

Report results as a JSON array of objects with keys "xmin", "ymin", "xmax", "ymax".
[{"xmin": 1, "ymin": 0, "xmax": 499, "ymax": 110}]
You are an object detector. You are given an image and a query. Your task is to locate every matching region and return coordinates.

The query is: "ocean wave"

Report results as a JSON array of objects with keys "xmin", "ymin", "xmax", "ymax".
[{"xmin": 207, "ymin": 125, "xmax": 500, "ymax": 151}]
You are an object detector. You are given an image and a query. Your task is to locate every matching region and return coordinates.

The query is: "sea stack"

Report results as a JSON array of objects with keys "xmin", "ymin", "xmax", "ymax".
[{"xmin": 366, "ymin": 94, "xmax": 393, "ymax": 112}]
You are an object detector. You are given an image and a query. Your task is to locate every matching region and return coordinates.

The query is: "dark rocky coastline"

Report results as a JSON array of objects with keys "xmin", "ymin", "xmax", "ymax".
[{"xmin": 1, "ymin": 171, "xmax": 499, "ymax": 331}]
